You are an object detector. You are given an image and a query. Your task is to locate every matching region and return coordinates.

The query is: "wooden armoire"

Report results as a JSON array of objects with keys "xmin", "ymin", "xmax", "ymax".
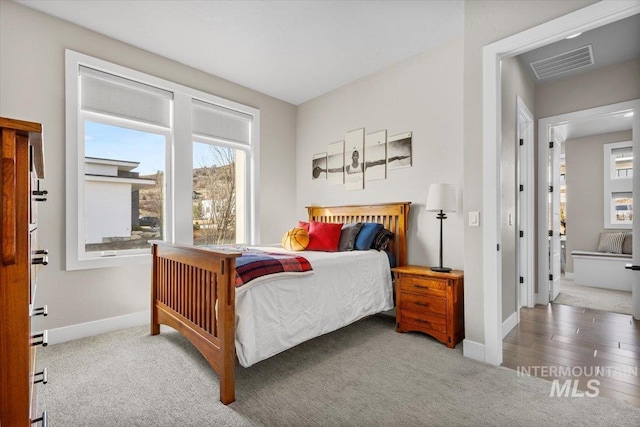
[{"xmin": 0, "ymin": 117, "xmax": 48, "ymax": 426}]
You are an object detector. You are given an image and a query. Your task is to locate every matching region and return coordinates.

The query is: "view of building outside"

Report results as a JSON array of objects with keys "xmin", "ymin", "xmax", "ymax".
[
  {"xmin": 84, "ymin": 121, "xmax": 165, "ymax": 252},
  {"xmin": 84, "ymin": 122, "xmax": 244, "ymax": 251}
]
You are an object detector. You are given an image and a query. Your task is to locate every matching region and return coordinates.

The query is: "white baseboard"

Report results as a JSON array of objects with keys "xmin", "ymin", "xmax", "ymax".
[
  {"xmin": 564, "ymin": 272, "xmax": 574, "ymax": 279},
  {"xmin": 463, "ymin": 339, "xmax": 485, "ymax": 362},
  {"xmin": 46, "ymin": 311, "xmax": 149, "ymax": 345},
  {"xmin": 502, "ymin": 311, "xmax": 519, "ymax": 339}
]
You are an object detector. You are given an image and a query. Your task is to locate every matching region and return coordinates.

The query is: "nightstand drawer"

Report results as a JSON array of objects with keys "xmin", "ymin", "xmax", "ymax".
[
  {"xmin": 401, "ymin": 311, "xmax": 447, "ymax": 334},
  {"xmin": 399, "ymin": 292, "xmax": 447, "ymax": 316},
  {"xmin": 398, "ymin": 276, "xmax": 446, "ymax": 297}
]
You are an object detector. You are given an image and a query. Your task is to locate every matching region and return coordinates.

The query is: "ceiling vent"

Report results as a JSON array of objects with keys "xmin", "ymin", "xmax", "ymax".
[{"xmin": 529, "ymin": 45, "xmax": 594, "ymax": 80}]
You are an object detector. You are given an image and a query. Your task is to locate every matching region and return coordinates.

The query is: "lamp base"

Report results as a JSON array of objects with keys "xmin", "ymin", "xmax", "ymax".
[{"xmin": 430, "ymin": 266, "xmax": 452, "ymax": 273}]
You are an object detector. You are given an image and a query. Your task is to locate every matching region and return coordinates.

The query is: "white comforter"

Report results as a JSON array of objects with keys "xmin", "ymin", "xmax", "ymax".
[{"xmin": 234, "ymin": 247, "xmax": 393, "ymax": 367}]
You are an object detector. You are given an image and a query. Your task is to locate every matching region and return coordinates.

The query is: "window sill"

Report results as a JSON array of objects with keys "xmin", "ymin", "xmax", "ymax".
[{"xmin": 66, "ymin": 251, "xmax": 152, "ymax": 271}]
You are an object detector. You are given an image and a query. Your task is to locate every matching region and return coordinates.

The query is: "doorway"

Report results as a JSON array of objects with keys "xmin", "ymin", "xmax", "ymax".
[
  {"xmin": 480, "ymin": 1, "xmax": 640, "ymax": 366},
  {"xmin": 538, "ymin": 101, "xmax": 639, "ymax": 316}
]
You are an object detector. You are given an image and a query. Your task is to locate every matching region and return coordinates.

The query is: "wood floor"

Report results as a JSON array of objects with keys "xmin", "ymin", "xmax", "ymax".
[{"xmin": 503, "ymin": 303, "xmax": 640, "ymax": 407}]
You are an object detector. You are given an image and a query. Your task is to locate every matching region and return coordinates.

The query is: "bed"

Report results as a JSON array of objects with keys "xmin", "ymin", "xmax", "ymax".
[{"xmin": 150, "ymin": 202, "xmax": 410, "ymax": 404}]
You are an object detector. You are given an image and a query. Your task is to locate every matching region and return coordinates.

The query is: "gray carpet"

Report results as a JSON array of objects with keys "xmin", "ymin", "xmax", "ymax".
[
  {"xmin": 554, "ymin": 277, "xmax": 632, "ymax": 315},
  {"xmin": 39, "ymin": 315, "xmax": 640, "ymax": 426}
]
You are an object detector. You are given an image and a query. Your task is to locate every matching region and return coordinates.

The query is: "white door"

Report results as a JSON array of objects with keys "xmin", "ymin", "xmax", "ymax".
[
  {"xmin": 549, "ymin": 128, "xmax": 562, "ymax": 302},
  {"xmin": 516, "ymin": 97, "xmax": 534, "ymax": 308},
  {"xmin": 630, "ymin": 104, "xmax": 640, "ymax": 320}
]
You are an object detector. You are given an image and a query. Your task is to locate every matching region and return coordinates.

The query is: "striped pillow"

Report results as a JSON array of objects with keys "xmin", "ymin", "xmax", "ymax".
[
  {"xmin": 597, "ymin": 232, "xmax": 625, "ymax": 254},
  {"xmin": 622, "ymin": 233, "xmax": 633, "ymax": 255}
]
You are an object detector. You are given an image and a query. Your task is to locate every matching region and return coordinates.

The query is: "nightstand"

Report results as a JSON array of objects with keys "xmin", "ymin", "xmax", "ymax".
[{"xmin": 392, "ymin": 265, "xmax": 464, "ymax": 348}]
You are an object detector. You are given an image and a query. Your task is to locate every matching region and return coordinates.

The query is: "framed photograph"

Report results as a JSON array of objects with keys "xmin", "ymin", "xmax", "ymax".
[
  {"xmin": 344, "ymin": 128, "xmax": 364, "ymax": 191},
  {"xmin": 312, "ymin": 152, "xmax": 327, "ymax": 180},
  {"xmin": 365, "ymin": 130, "xmax": 387, "ymax": 181},
  {"xmin": 387, "ymin": 132, "xmax": 412, "ymax": 170},
  {"xmin": 327, "ymin": 140, "xmax": 344, "ymax": 185}
]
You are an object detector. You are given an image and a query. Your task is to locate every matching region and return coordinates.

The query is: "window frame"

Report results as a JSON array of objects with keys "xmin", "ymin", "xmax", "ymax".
[
  {"xmin": 65, "ymin": 50, "xmax": 260, "ymax": 270},
  {"xmin": 603, "ymin": 140, "xmax": 633, "ymax": 229}
]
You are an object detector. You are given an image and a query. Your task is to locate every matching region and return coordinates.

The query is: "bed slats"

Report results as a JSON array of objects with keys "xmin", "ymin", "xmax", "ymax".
[{"xmin": 150, "ymin": 242, "xmax": 239, "ymax": 404}]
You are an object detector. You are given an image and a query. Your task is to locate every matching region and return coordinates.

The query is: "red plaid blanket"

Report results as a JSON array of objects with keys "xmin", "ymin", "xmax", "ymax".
[{"xmin": 205, "ymin": 246, "xmax": 313, "ymax": 288}]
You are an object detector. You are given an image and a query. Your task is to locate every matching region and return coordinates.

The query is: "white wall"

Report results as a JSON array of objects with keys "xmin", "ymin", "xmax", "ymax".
[
  {"xmin": 536, "ymin": 59, "xmax": 640, "ymax": 119},
  {"xmin": 85, "ymin": 181, "xmax": 132, "ymax": 244},
  {"xmin": 0, "ymin": 1, "xmax": 297, "ymax": 332},
  {"xmin": 565, "ymin": 130, "xmax": 632, "ymax": 272},
  {"xmin": 296, "ymin": 37, "xmax": 464, "ymax": 269}
]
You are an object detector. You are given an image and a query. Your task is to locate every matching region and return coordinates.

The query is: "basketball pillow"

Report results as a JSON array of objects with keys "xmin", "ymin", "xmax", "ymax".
[{"xmin": 282, "ymin": 227, "xmax": 310, "ymax": 251}]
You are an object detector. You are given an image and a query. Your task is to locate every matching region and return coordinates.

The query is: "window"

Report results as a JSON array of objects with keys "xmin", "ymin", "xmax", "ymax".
[
  {"xmin": 66, "ymin": 50, "xmax": 259, "ymax": 270},
  {"xmin": 84, "ymin": 122, "xmax": 166, "ymax": 253},
  {"xmin": 192, "ymin": 143, "xmax": 246, "ymax": 245},
  {"xmin": 604, "ymin": 141, "xmax": 632, "ymax": 229}
]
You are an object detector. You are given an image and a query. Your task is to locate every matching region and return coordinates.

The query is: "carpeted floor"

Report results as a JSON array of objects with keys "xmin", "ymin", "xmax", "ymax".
[
  {"xmin": 39, "ymin": 315, "xmax": 640, "ymax": 426},
  {"xmin": 554, "ymin": 276, "xmax": 632, "ymax": 315}
]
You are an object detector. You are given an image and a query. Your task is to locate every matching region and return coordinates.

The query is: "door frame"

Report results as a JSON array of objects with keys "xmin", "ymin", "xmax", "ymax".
[
  {"xmin": 480, "ymin": 1, "xmax": 640, "ymax": 366},
  {"xmin": 516, "ymin": 96, "xmax": 535, "ymax": 309}
]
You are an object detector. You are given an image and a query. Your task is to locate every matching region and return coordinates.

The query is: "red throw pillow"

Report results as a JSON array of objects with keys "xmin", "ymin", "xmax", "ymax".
[
  {"xmin": 306, "ymin": 221, "xmax": 343, "ymax": 252},
  {"xmin": 297, "ymin": 220, "xmax": 310, "ymax": 232}
]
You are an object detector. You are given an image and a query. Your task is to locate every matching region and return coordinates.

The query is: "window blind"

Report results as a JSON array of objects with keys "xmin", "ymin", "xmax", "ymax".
[
  {"xmin": 79, "ymin": 65, "xmax": 173, "ymax": 128},
  {"xmin": 192, "ymin": 99, "xmax": 253, "ymax": 145}
]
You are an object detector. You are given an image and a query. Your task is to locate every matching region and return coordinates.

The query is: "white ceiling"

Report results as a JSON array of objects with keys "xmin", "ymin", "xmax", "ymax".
[
  {"xmin": 15, "ymin": 0, "xmax": 464, "ymax": 105},
  {"xmin": 522, "ymin": 13, "xmax": 639, "ymax": 141},
  {"xmin": 556, "ymin": 111, "xmax": 634, "ymax": 142},
  {"xmin": 519, "ymin": 13, "xmax": 640, "ymax": 83}
]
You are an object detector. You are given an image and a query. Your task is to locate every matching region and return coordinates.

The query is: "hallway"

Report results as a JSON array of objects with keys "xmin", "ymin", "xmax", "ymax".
[{"xmin": 503, "ymin": 304, "xmax": 640, "ymax": 407}]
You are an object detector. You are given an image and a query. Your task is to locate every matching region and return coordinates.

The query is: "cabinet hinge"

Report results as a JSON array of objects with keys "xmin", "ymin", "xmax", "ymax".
[
  {"xmin": 519, "ymin": 184, "xmax": 524, "ymax": 192},
  {"xmin": 519, "ymin": 230, "xmax": 524, "ymax": 238},
  {"xmin": 549, "ymin": 185, "xmax": 553, "ymax": 192},
  {"xmin": 519, "ymin": 138, "xmax": 524, "ymax": 146},
  {"xmin": 549, "ymin": 274, "xmax": 553, "ymax": 281},
  {"xmin": 549, "ymin": 141, "xmax": 554, "ymax": 148},
  {"xmin": 519, "ymin": 276, "xmax": 524, "ymax": 284},
  {"xmin": 548, "ymin": 230, "xmax": 553, "ymax": 237}
]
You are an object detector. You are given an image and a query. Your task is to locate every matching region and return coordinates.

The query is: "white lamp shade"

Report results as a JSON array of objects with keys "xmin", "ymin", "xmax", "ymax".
[{"xmin": 426, "ymin": 183, "xmax": 456, "ymax": 213}]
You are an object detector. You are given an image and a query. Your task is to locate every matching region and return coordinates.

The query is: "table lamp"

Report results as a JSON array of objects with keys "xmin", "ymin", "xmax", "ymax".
[{"xmin": 426, "ymin": 183, "xmax": 456, "ymax": 272}]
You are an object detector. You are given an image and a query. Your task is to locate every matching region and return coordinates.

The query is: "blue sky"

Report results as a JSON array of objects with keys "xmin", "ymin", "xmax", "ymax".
[{"xmin": 85, "ymin": 121, "xmax": 223, "ymax": 175}]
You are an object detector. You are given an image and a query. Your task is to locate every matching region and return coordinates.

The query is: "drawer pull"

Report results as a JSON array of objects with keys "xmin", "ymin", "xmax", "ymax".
[
  {"xmin": 414, "ymin": 302, "xmax": 430, "ymax": 307},
  {"xmin": 34, "ymin": 368, "xmax": 48, "ymax": 384},
  {"xmin": 32, "ymin": 255, "xmax": 48, "ymax": 265},
  {"xmin": 31, "ymin": 330, "xmax": 48, "ymax": 347},
  {"xmin": 415, "ymin": 319, "xmax": 431, "ymax": 326},
  {"xmin": 31, "ymin": 411, "xmax": 47, "ymax": 427},
  {"xmin": 414, "ymin": 284, "xmax": 430, "ymax": 290},
  {"xmin": 32, "ymin": 305, "xmax": 48, "ymax": 317}
]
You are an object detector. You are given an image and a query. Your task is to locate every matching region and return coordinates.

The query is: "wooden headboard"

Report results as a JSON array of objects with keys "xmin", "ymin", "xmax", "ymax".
[{"xmin": 306, "ymin": 202, "xmax": 411, "ymax": 266}]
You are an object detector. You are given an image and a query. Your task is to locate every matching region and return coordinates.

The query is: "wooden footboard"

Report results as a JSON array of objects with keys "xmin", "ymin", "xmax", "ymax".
[
  {"xmin": 150, "ymin": 202, "xmax": 410, "ymax": 405},
  {"xmin": 150, "ymin": 241, "xmax": 240, "ymax": 404}
]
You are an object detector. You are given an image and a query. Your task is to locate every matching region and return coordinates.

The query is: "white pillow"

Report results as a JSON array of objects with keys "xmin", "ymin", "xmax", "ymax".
[{"xmin": 597, "ymin": 232, "xmax": 625, "ymax": 254}]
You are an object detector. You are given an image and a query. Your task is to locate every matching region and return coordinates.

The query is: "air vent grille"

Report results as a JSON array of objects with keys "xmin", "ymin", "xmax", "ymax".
[{"xmin": 530, "ymin": 45, "xmax": 594, "ymax": 80}]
